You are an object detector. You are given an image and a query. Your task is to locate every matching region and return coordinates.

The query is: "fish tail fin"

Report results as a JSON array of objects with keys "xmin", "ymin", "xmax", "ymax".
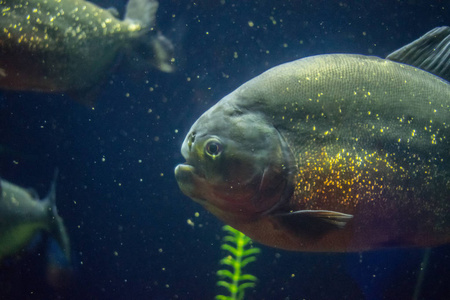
[
  {"xmin": 125, "ymin": 0, "xmax": 175, "ymax": 72},
  {"xmin": 44, "ymin": 169, "xmax": 71, "ymax": 263}
]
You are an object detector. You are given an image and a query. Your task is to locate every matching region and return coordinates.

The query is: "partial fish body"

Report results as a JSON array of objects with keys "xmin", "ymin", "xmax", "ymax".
[
  {"xmin": 0, "ymin": 173, "xmax": 70, "ymax": 261},
  {"xmin": 0, "ymin": 0, "xmax": 173, "ymax": 104},
  {"xmin": 175, "ymin": 27, "xmax": 450, "ymax": 252}
]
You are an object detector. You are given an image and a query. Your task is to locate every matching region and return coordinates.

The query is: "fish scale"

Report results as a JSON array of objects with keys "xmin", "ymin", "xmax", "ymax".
[{"xmin": 257, "ymin": 56, "xmax": 450, "ymax": 212}]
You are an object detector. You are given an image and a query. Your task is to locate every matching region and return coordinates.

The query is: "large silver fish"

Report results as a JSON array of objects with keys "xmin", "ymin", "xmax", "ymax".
[
  {"xmin": 175, "ymin": 27, "xmax": 450, "ymax": 252},
  {"xmin": 0, "ymin": 172, "xmax": 70, "ymax": 261},
  {"xmin": 0, "ymin": 0, "xmax": 173, "ymax": 105}
]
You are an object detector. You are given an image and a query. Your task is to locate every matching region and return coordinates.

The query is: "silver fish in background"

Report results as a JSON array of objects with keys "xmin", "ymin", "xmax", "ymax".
[
  {"xmin": 0, "ymin": 171, "xmax": 70, "ymax": 261},
  {"xmin": 0, "ymin": 0, "xmax": 174, "ymax": 105},
  {"xmin": 175, "ymin": 27, "xmax": 450, "ymax": 252}
]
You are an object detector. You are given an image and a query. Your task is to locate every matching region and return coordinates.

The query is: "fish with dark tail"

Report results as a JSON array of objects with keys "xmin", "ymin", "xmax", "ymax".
[
  {"xmin": 0, "ymin": 171, "xmax": 70, "ymax": 261},
  {"xmin": 0, "ymin": 0, "xmax": 174, "ymax": 105},
  {"xmin": 175, "ymin": 27, "xmax": 450, "ymax": 252}
]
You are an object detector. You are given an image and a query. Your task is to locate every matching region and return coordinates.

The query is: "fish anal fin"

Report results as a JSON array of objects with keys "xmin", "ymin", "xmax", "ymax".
[{"xmin": 273, "ymin": 210, "xmax": 353, "ymax": 239}]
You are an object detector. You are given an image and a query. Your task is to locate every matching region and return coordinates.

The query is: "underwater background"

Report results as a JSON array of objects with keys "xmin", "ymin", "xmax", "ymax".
[{"xmin": 0, "ymin": 0, "xmax": 450, "ymax": 299}]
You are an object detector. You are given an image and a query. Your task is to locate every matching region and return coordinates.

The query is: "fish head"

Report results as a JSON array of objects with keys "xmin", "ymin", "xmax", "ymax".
[{"xmin": 175, "ymin": 98, "xmax": 296, "ymax": 221}]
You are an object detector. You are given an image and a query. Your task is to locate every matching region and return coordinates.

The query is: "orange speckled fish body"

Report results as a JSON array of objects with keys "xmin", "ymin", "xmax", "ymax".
[{"xmin": 287, "ymin": 144, "xmax": 449, "ymax": 250}]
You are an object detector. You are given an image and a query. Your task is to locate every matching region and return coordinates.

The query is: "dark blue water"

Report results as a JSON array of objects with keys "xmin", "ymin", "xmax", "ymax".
[{"xmin": 0, "ymin": 0, "xmax": 449, "ymax": 299}]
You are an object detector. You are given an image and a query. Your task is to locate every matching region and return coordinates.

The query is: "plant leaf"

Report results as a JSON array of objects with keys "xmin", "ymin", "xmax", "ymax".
[
  {"xmin": 242, "ymin": 247, "xmax": 261, "ymax": 257},
  {"xmin": 238, "ymin": 282, "xmax": 256, "ymax": 292},
  {"xmin": 221, "ymin": 243, "xmax": 239, "ymax": 257},
  {"xmin": 215, "ymin": 295, "xmax": 234, "ymax": 300},
  {"xmin": 240, "ymin": 256, "xmax": 257, "ymax": 268},
  {"xmin": 219, "ymin": 257, "xmax": 236, "ymax": 267},
  {"xmin": 217, "ymin": 280, "xmax": 232, "ymax": 290},
  {"xmin": 239, "ymin": 274, "xmax": 258, "ymax": 282},
  {"xmin": 223, "ymin": 236, "xmax": 237, "ymax": 244},
  {"xmin": 217, "ymin": 269, "xmax": 234, "ymax": 281},
  {"xmin": 222, "ymin": 225, "xmax": 239, "ymax": 235}
]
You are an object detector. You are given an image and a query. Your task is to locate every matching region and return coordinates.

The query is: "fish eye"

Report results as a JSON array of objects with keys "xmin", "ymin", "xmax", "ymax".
[{"xmin": 205, "ymin": 139, "xmax": 223, "ymax": 158}]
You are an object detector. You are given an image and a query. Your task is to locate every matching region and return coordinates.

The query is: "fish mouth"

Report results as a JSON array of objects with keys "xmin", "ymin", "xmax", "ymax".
[
  {"xmin": 174, "ymin": 163, "xmax": 208, "ymax": 205},
  {"xmin": 174, "ymin": 163, "xmax": 197, "ymax": 194},
  {"xmin": 175, "ymin": 159, "xmax": 206, "ymax": 179},
  {"xmin": 175, "ymin": 163, "xmax": 195, "ymax": 176}
]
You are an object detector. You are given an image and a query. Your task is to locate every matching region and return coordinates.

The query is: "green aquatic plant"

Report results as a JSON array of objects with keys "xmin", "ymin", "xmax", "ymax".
[{"xmin": 216, "ymin": 225, "xmax": 260, "ymax": 300}]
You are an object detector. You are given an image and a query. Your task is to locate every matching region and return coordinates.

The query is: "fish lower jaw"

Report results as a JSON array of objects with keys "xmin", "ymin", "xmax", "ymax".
[
  {"xmin": 174, "ymin": 163, "xmax": 202, "ymax": 198},
  {"xmin": 174, "ymin": 164, "xmax": 196, "ymax": 186},
  {"xmin": 175, "ymin": 163, "xmax": 195, "ymax": 174},
  {"xmin": 175, "ymin": 163, "xmax": 207, "ymax": 180}
]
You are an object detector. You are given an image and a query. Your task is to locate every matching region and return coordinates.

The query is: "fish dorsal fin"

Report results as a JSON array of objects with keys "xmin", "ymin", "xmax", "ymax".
[
  {"xmin": 106, "ymin": 7, "xmax": 120, "ymax": 18},
  {"xmin": 274, "ymin": 210, "xmax": 353, "ymax": 239},
  {"xmin": 386, "ymin": 26, "xmax": 450, "ymax": 82},
  {"xmin": 124, "ymin": 0, "xmax": 158, "ymax": 28},
  {"xmin": 26, "ymin": 188, "xmax": 40, "ymax": 200}
]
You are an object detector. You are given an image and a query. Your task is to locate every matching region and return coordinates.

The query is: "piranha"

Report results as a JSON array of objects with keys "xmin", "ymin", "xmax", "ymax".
[
  {"xmin": 0, "ymin": 171, "xmax": 70, "ymax": 261},
  {"xmin": 0, "ymin": 0, "xmax": 173, "ymax": 105},
  {"xmin": 175, "ymin": 27, "xmax": 450, "ymax": 252}
]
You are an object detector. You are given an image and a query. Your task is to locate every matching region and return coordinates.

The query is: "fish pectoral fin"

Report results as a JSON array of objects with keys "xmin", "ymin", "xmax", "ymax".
[
  {"xmin": 273, "ymin": 210, "xmax": 353, "ymax": 238},
  {"xmin": 252, "ymin": 165, "xmax": 287, "ymax": 213},
  {"xmin": 386, "ymin": 26, "xmax": 450, "ymax": 82},
  {"xmin": 301, "ymin": 210, "xmax": 353, "ymax": 228},
  {"xmin": 277, "ymin": 210, "xmax": 353, "ymax": 228}
]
